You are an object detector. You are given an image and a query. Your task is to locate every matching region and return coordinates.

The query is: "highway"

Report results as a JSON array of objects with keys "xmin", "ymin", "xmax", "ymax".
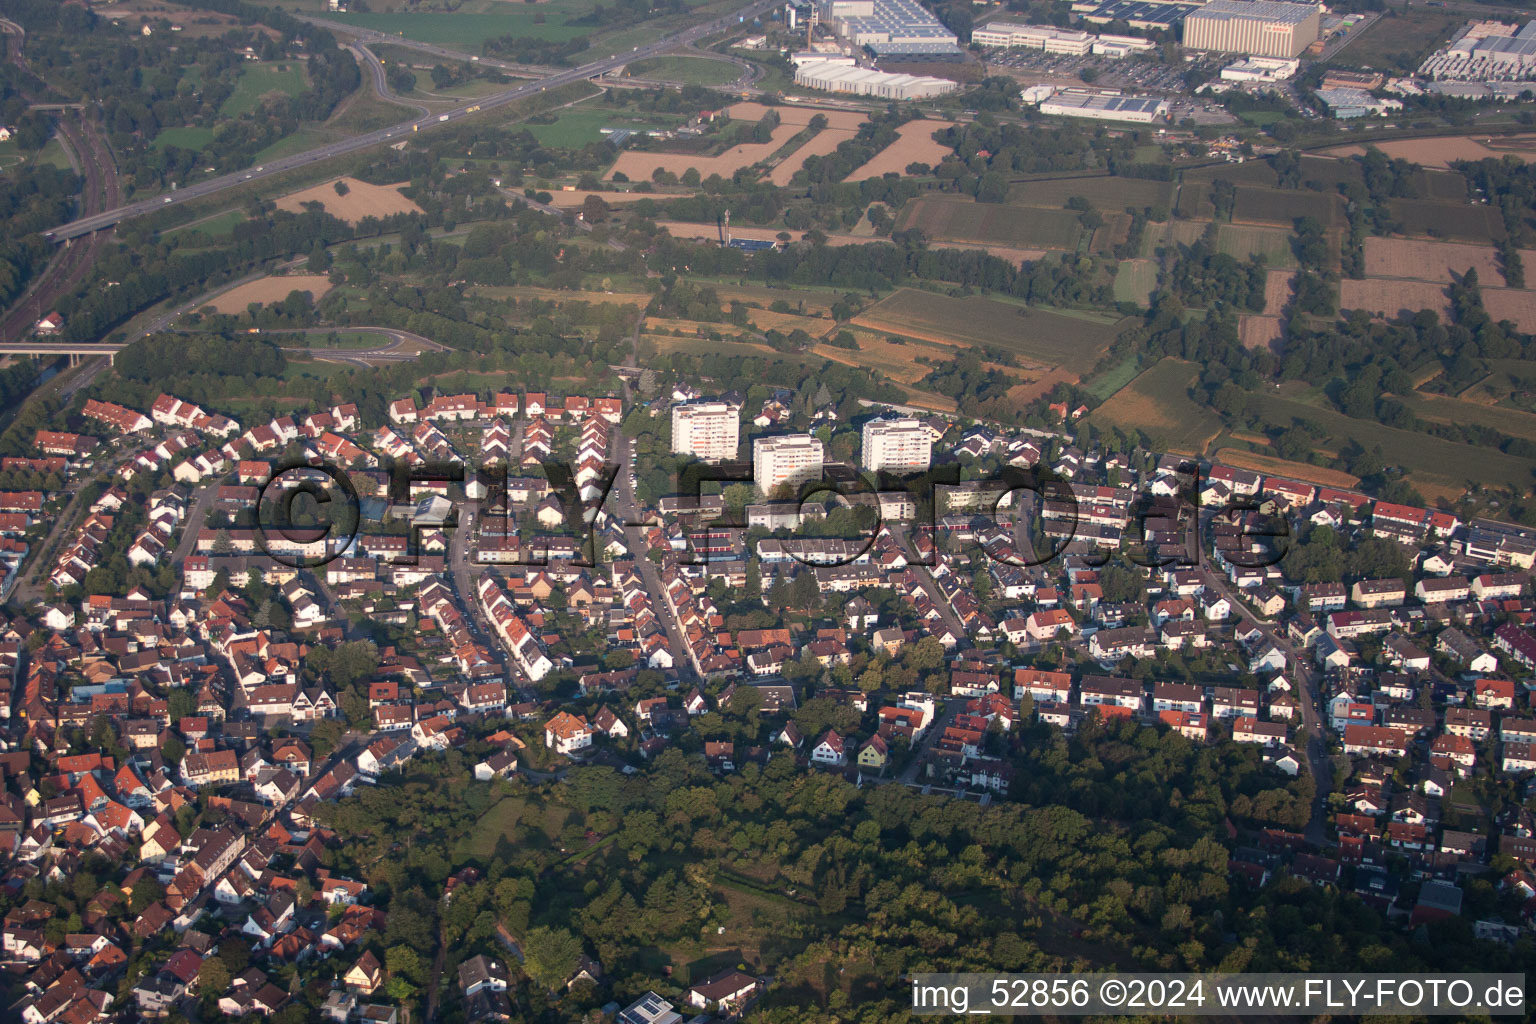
[
  {"xmin": 347, "ymin": 42, "xmax": 430, "ymax": 117},
  {"xmin": 45, "ymin": 0, "xmax": 780, "ymax": 241}
]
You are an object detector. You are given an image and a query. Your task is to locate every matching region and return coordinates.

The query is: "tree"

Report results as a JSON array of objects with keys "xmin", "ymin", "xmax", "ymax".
[{"xmin": 523, "ymin": 926, "xmax": 583, "ymax": 990}]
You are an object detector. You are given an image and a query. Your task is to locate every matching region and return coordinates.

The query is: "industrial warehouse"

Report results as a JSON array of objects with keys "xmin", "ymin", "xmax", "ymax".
[
  {"xmin": 1027, "ymin": 87, "xmax": 1171, "ymax": 122},
  {"xmin": 1182, "ymin": 0, "xmax": 1323, "ymax": 58},
  {"xmin": 793, "ymin": 59, "xmax": 959, "ymax": 98},
  {"xmin": 817, "ymin": 0, "xmax": 960, "ymax": 58},
  {"xmin": 970, "ymin": 21, "xmax": 1156, "ymax": 57}
]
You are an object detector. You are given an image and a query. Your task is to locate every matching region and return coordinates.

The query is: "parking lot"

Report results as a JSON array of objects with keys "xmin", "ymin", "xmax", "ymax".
[{"xmin": 983, "ymin": 47, "xmax": 1238, "ymax": 123}]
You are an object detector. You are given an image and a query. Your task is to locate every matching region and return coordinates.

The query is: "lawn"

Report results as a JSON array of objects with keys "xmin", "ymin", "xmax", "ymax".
[
  {"xmin": 152, "ymin": 126, "xmax": 216, "ymax": 151},
  {"xmin": 896, "ymin": 196, "xmax": 1083, "ymax": 250},
  {"xmin": 851, "ymin": 287, "xmax": 1129, "ymax": 375},
  {"xmin": 162, "ymin": 209, "xmax": 247, "ymax": 244},
  {"xmin": 625, "ymin": 55, "xmax": 742, "ymax": 87},
  {"xmin": 523, "ymin": 104, "xmax": 683, "ymax": 147},
  {"xmin": 1086, "ymin": 358, "xmax": 1224, "ymax": 455},
  {"xmin": 220, "ymin": 62, "xmax": 310, "ymax": 117},
  {"xmin": 455, "ymin": 795, "xmax": 531, "ymax": 861}
]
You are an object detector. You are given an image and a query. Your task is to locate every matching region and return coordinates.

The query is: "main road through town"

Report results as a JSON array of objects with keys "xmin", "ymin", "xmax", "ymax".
[{"xmin": 44, "ymin": 0, "xmax": 780, "ymax": 241}]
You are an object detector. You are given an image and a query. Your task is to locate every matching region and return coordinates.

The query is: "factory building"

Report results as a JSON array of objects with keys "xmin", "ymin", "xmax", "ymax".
[
  {"xmin": 794, "ymin": 60, "xmax": 958, "ymax": 98},
  {"xmin": 820, "ymin": 0, "xmax": 958, "ymax": 52},
  {"xmin": 1183, "ymin": 0, "xmax": 1322, "ymax": 59},
  {"xmin": 1033, "ymin": 88, "xmax": 1170, "ymax": 122},
  {"xmin": 1219, "ymin": 55, "xmax": 1300, "ymax": 80},
  {"xmin": 1074, "ymin": 0, "xmax": 1197, "ymax": 31}
]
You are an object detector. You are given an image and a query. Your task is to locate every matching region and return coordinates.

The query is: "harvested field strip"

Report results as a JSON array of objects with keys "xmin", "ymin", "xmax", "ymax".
[
  {"xmin": 845, "ymin": 119, "xmax": 953, "ymax": 181},
  {"xmin": 896, "ymin": 196, "xmax": 1082, "ymax": 250},
  {"xmin": 605, "ymin": 122, "xmax": 802, "ymax": 181},
  {"xmin": 725, "ymin": 102, "xmax": 865, "ymax": 130},
  {"xmin": 1112, "ymin": 259, "xmax": 1158, "ymax": 307},
  {"xmin": 208, "ymin": 274, "xmax": 334, "ymax": 314},
  {"xmin": 1401, "ymin": 389, "xmax": 1536, "ymax": 444},
  {"xmin": 1211, "ymin": 447, "xmax": 1360, "ymax": 489},
  {"xmin": 1262, "ymin": 269, "xmax": 1294, "ymax": 316},
  {"xmin": 470, "ymin": 284, "xmax": 652, "ymax": 306},
  {"xmin": 1008, "ymin": 175, "xmax": 1175, "ymax": 211},
  {"xmin": 1388, "ymin": 198, "xmax": 1504, "ymax": 242},
  {"xmin": 768, "ymin": 128, "xmax": 859, "ymax": 186},
  {"xmin": 1339, "ymin": 278, "xmax": 1450, "ymax": 320},
  {"xmin": 1361, "ymin": 236, "xmax": 1509, "ymax": 282},
  {"xmin": 1238, "ymin": 315, "xmax": 1283, "ymax": 350},
  {"xmin": 1482, "ymin": 288, "xmax": 1536, "ymax": 332},
  {"xmin": 1322, "ymin": 133, "xmax": 1536, "ymax": 170},
  {"xmin": 1216, "ymin": 224, "xmax": 1299, "ymax": 269},
  {"xmin": 274, "ymin": 177, "xmax": 421, "ymax": 223},
  {"xmin": 1232, "ymin": 186, "xmax": 1342, "ymax": 227}
]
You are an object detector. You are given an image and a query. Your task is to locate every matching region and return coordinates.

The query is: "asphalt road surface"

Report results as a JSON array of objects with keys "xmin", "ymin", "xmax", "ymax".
[{"xmin": 45, "ymin": 0, "xmax": 780, "ymax": 241}]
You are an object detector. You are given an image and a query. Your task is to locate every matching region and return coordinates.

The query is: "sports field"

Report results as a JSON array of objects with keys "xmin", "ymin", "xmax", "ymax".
[
  {"xmin": 1086, "ymin": 359, "xmax": 1223, "ymax": 455},
  {"xmin": 219, "ymin": 62, "xmax": 309, "ymax": 117},
  {"xmin": 897, "ymin": 196, "xmax": 1082, "ymax": 251},
  {"xmin": 852, "ymin": 288, "xmax": 1128, "ymax": 375}
]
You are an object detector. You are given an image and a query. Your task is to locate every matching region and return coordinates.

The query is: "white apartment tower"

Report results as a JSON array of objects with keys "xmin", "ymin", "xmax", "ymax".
[
  {"xmin": 671, "ymin": 402, "xmax": 740, "ymax": 462},
  {"xmin": 861, "ymin": 418, "xmax": 932, "ymax": 474},
  {"xmin": 753, "ymin": 434, "xmax": 825, "ymax": 496}
]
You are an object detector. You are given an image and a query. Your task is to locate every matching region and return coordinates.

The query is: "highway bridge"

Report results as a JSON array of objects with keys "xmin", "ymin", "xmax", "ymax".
[{"xmin": 0, "ymin": 342, "xmax": 122, "ymax": 365}]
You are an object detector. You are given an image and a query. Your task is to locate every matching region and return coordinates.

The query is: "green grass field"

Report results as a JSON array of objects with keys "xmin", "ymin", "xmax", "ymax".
[
  {"xmin": 1388, "ymin": 198, "xmax": 1505, "ymax": 242},
  {"xmin": 1008, "ymin": 175, "xmax": 1175, "ymax": 213},
  {"xmin": 1216, "ymin": 223, "xmax": 1299, "ymax": 269},
  {"xmin": 854, "ymin": 287, "xmax": 1129, "ymax": 375},
  {"xmin": 897, "ymin": 196, "xmax": 1082, "ymax": 250},
  {"xmin": 523, "ymin": 104, "xmax": 682, "ymax": 147},
  {"xmin": 626, "ymin": 55, "xmax": 742, "ymax": 86},
  {"xmin": 1086, "ymin": 358, "xmax": 1224, "ymax": 455},
  {"xmin": 1112, "ymin": 259, "xmax": 1159, "ymax": 307},
  {"xmin": 1183, "ymin": 161, "xmax": 1280, "ymax": 188},
  {"xmin": 152, "ymin": 126, "xmax": 216, "ymax": 151},
  {"xmin": 34, "ymin": 137, "xmax": 72, "ymax": 172},
  {"xmin": 220, "ymin": 62, "xmax": 310, "ymax": 117},
  {"xmin": 162, "ymin": 210, "xmax": 247, "ymax": 244}
]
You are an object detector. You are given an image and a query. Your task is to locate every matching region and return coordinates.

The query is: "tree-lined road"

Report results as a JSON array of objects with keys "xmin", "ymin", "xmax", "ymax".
[{"xmin": 44, "ymin": 0, "xmax": 780, "ymax": 241}]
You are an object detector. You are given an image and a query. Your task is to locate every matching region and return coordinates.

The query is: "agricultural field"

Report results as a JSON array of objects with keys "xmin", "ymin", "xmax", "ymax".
[
  {"xmin": 625, "ymin": 55, "xmax": 742, "ymax": 87},
  {"xmin": 1232, "ymin": 186, "xmax": 1342, "ymax": 227},
  {"xmin": 844, "ymin": 120, "xmax": 953, "ymax": 181},
  {"xmin": 1362, "ymin": 237, "xmax": 1509, "ymax": 283},
  {"xmin": 1339, "ymin": 278, "xmax": 1450, "ymax": 320},
  {"xmin": 1183, "ymin": 161, "xmax": 1282, "ymax": 188},
  {"xmin": 704, "ymin": 282, "xmax": 845, "ymax": 316},
  {"xmin": 811, "ymin": 328, "xmax": 946, "ymax": 384},
  {"xmin": 274, "ymin": 177, "xmax": 423, "ymax": 223},
  {"xmin": 1388, "ymin": 198, "xmax": 1505, "ymax": 242},
  {"xmin": 468, "ymin": 284, "xmax": 652, "ymax": 307},
  {"xmin": 1112, "ymin": 259, "xmax": 1158, "ymax": 307},
  {"xmin": 1089, "ymin": 212, "xmax": 1132, "ymax": 256},
  {"xmin": 606, "ymin": 122, "xmax": 801, "ymax": 181},
  {"xmin": 1325, "ymin": 133, "xmax": 1536, "ymax": 170},
  {"xmin": 1329, "ymin": 8, "xmax": 1460, "ymax": 71},
  {"xmin": 1261, "ymin": 270, "xmax": 1294, "ymax": 316},
  {"xmin": 207, "ymin": 274, "xmax": 334, "ymax": 314},
  {"xmin": 768, "ymin": 128, "xmax": 859, "ymax": 187},
  {"xmin": 543, "ymin": 188, "xmax": 663, "ymax": 208},
  {"xmin": 1400, "ymin": 389, "xmax": 1536, "ymax": 445},
  {"xmin": 1086, "ymin": 359, "xmax": 1224, "ymax": 455},
  {"xmin": 1210, "ymin": 447, "xmax": 1361, "ymax": 490},
  {"xmin": 1139, "ymin": 218, "xmax": 1207, "ymax": 258},
  {"xmin": 1216, "ymin": 224, "xmax": 1299, "ymax": 269},
  {"xmin": 896, "ymin": 196, "xmax": 1083, "ymax": 251},
  {"xmin": 1250, "ymin": 383, "xmax": 1536, "ymax": 499},
  {"xmin": 852, "ymin": 288, "xmax": 1128, "ymax": 376},
  {"xmin": 1484, "ymin": 289, "xmax": 1536, "ymax": 333},
  {"xmin": 727, "ymin": 103, "xmax": 865, "ymax": 131},
  {"xmin": 219, "ymin": 62, "xmax": 309, "ymax": 118},
  {"xmin": 1174, "ymin": 184, "xmax": 1215, "ymax": 220},
  {"xmin": 1238, "ymin": 315, "xmax": 1283, "ymax": 350},
  {"xmin": 1008, "ymin": 175, "xmax": 1175, "ymax": 212}
]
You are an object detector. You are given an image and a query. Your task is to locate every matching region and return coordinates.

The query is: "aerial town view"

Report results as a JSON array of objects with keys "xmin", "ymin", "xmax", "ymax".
[{"xmin": 3, "ymin": 0, "xmax": 1536, "ymax": 1017}]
